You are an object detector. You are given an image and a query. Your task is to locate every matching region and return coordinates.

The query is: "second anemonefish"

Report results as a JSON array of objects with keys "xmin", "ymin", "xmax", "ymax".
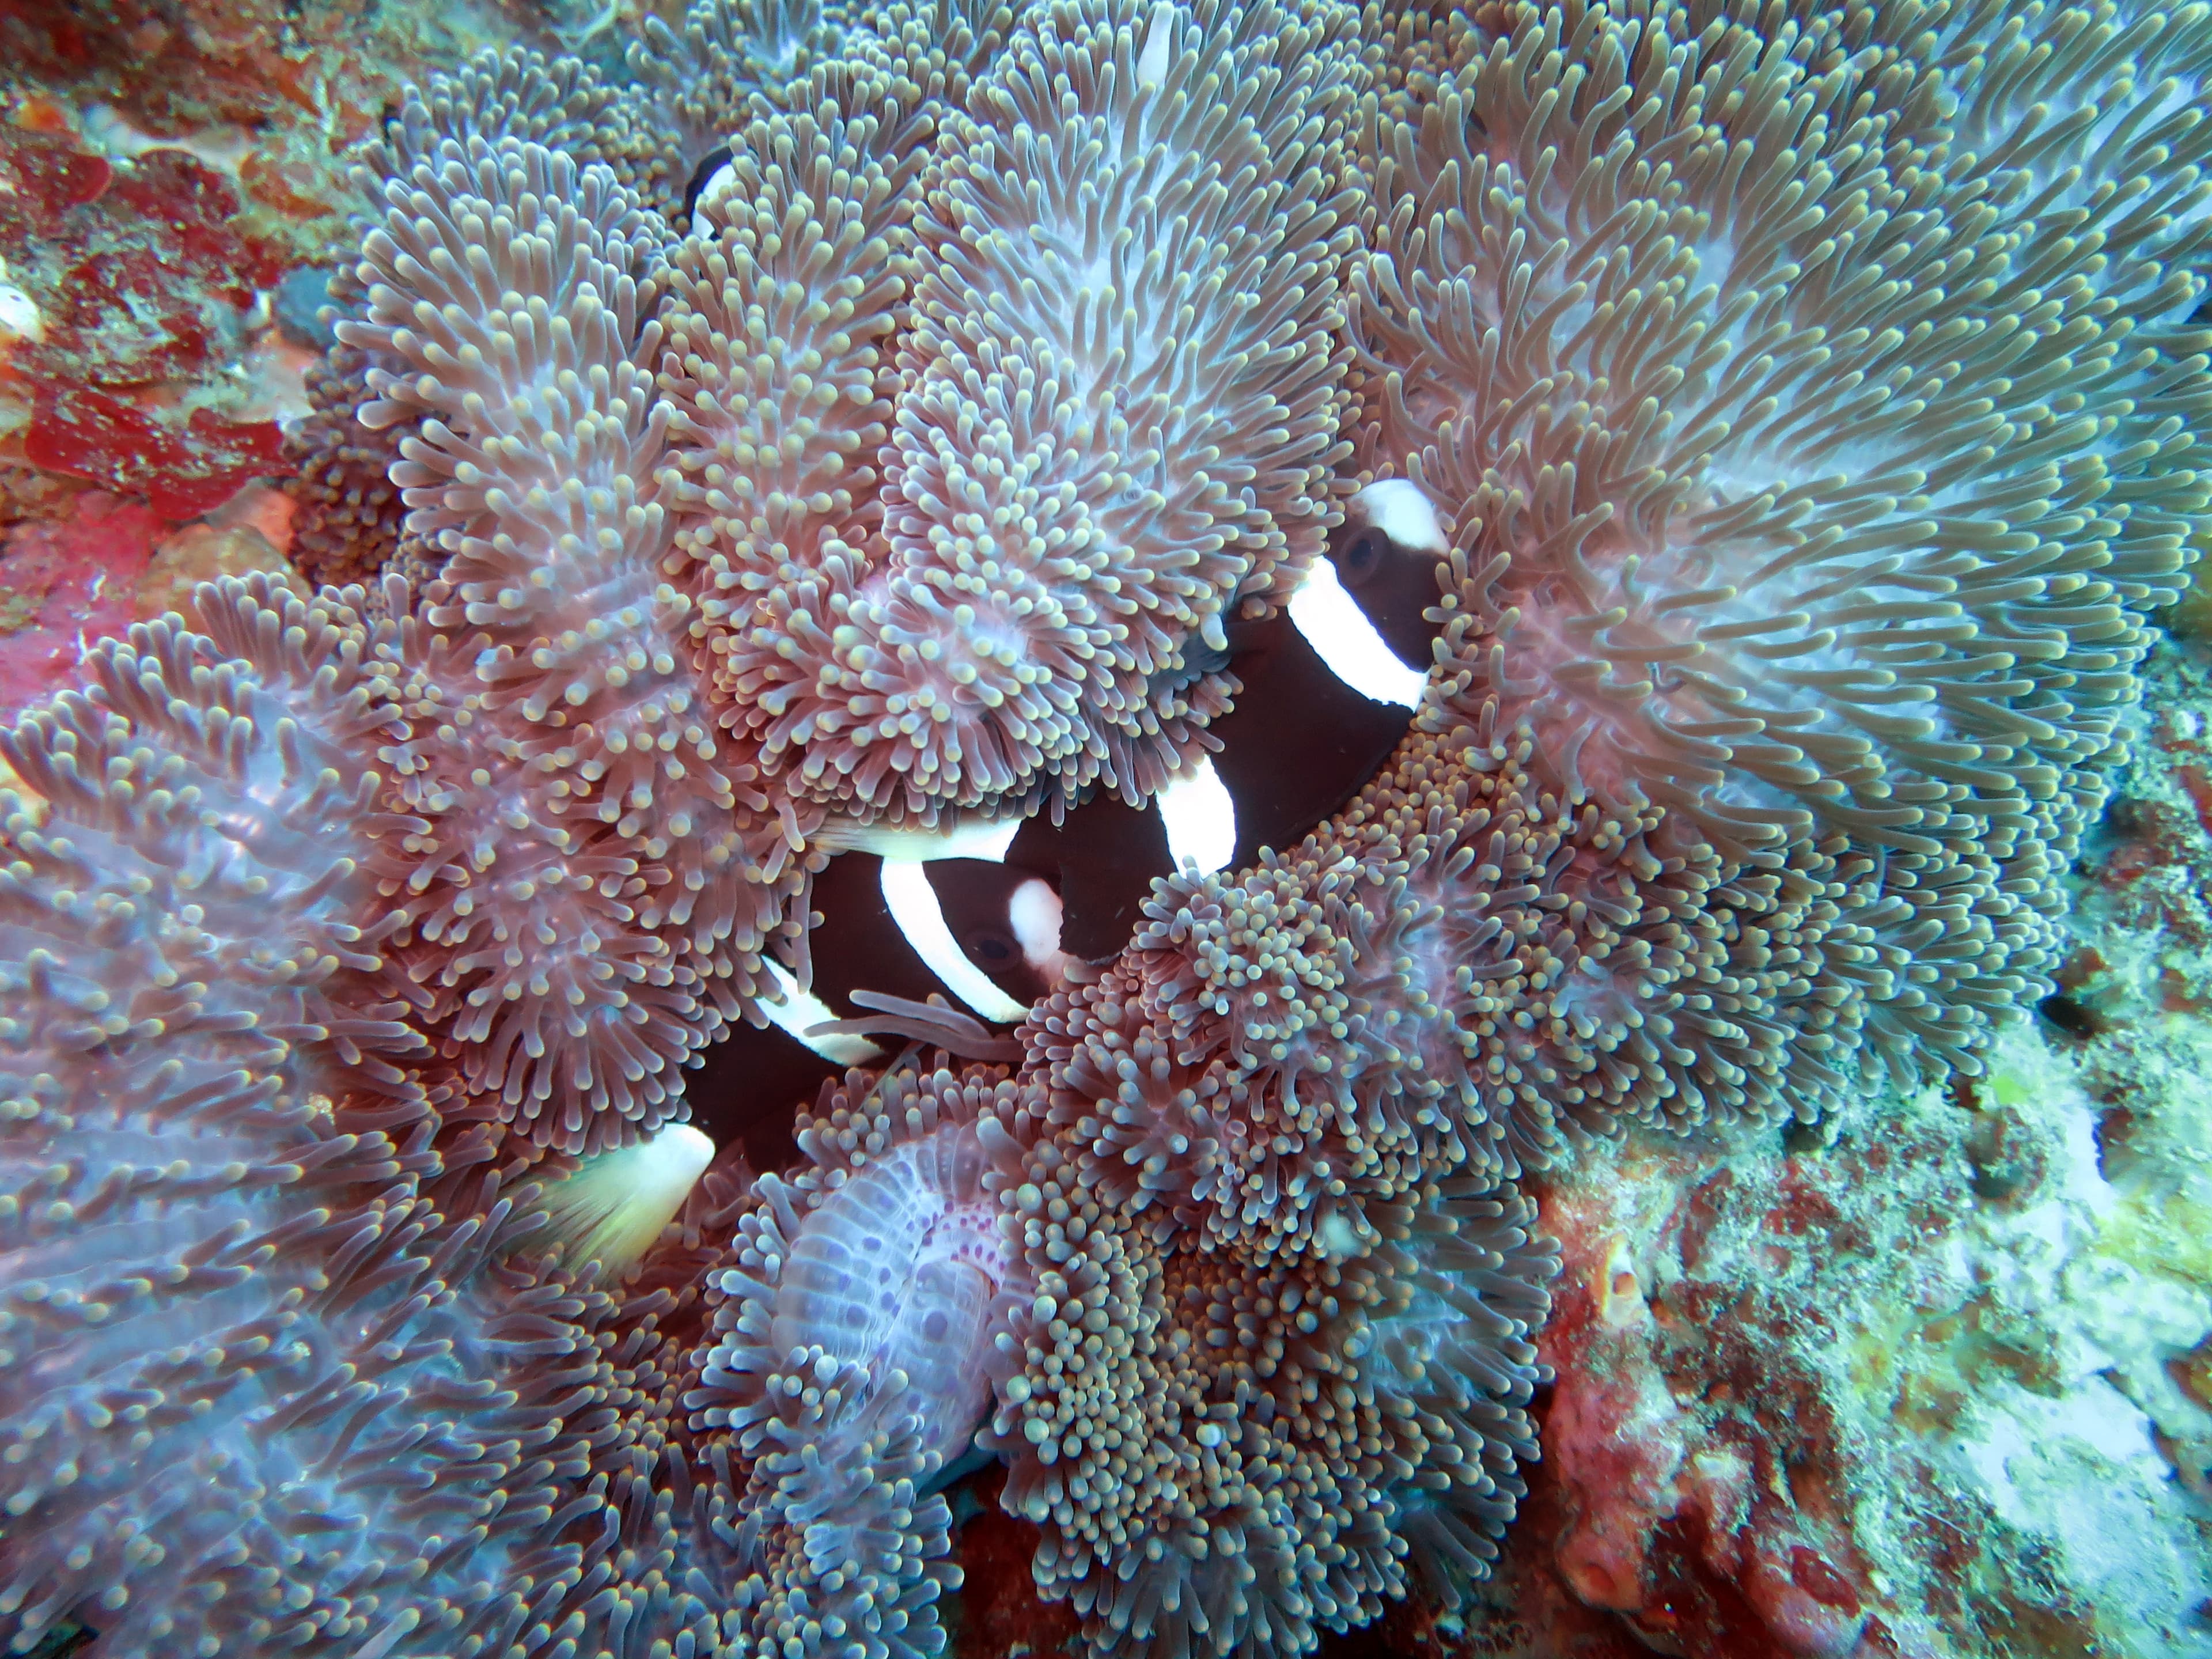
[
  {"xmin": 1031, "ymin": 477, "xmax": 1455, "ymax": 948},
  {"xmin": 684, "ymin": 144, "xmax": 735, "ymax": 234}
]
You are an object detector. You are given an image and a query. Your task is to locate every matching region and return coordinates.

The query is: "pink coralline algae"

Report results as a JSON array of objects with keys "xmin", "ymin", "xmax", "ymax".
[
  {"xmin": 0, "ymin": 122, "xmax": 297, "ymax": 520},
  {"xmin": 1534, "ymin": 1159, "xmax": 1887, "ymax": 1659},
  {"xmin": 0, "ymin": 1, "xmax": 2207, "ymax": 1657},
  {"xmin": 0, "ymin": 495, "xmax": 164, "ymax": 716}
]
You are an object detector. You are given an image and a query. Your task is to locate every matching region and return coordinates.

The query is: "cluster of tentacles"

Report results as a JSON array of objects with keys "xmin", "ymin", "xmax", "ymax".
[{"xmin": 2, "ymin": 0, "xmax": 2208, "ymax": 1657}]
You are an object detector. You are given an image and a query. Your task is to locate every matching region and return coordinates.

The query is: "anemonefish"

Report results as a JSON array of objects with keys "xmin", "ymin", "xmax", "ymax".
[
  {"xmin": 1027, "ymin": 478, "xmax": 1455, "ymax": 951},
  {"xmin": 684, "ymin": 144, "xmax": 735, "ymax": 234},
  {"xmin": 684, "ymin": 838, "xmax": 1067, "ymax": 1165},
  {"xmin": 1306, "ymin": 477, "xmax": 1458, "ymax": 691},
  {"xmin": 680, "ymin": 479, "xmax": 1450, "ymax": 1165},
  {"xmin": 522, "ymin": 1120, "xmax": 718, "ymax": 1277}
]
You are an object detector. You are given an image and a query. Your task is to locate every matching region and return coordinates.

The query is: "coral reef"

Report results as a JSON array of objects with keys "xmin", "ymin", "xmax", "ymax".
[
  {"xmin": 1461, "ymin": 654, "xmax": 2212, "ymax": 1656},
  {"xmin": 0, "ymin": 0, "xmax": 535, "ymax": 710},
  {"xmin": 1, "ymin": 1, "xmax": 2210, "ymax": 1658},
  {"xmin": 0, "ymin": 123, "xmax": 294, "ymax": 521}
]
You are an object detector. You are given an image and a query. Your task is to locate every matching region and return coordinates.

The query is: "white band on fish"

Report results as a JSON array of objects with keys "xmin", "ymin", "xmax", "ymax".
[
  {"xmin": 690, "ymin": 157, "xmax": 736, "ymax": 238},
  {"xmin": 832, "ymin": 814, "xmax": 1025, "ymax": 864},
  {"xmin": 1007, "ymin": 876, "xmax": 1071, "ymax": 986},
  {"xmin": 1360, "ymin": 478, "xmax": 1449, "ymax": 552},
  {"xmin": 1156, "ymin": 754, "xmax": 1238, "ymax": 874},
  {"xmin": 763, "ymin": 958, "xmax": 886, "ymax": 1065},
  {"xmin": 1137, "ymin": 1, "xmax": 1177, "ymax": 85},
  {"xmin": 1286, "ymin": 554, "xmax": 1431, "ymax": 710},
  {"xmin": 877, "ymin": 859, "xmax": 1034, "ymax": 1024}
]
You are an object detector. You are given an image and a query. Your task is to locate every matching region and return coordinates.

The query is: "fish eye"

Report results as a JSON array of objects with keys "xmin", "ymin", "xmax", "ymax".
[
  {"xmin": 965, "ymin": 929, "xmax": 1016, "ymax": 965},
  {"xmin": 1335, "ymin": 527, "xmax": 1391, "ymax": 588}
]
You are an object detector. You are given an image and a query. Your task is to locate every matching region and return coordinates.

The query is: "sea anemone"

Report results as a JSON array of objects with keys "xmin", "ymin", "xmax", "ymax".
[
  {"xmin": 691, "ymin": 0, "xmax": 1366, "ymax": 815},
  {"xmin": 0, "ymin": 585, "xmax": 732, "ymax": 1656},
  {"xmin": 3, "ymin": 0, "xmax": 2207, "ymax": 1656},
  {"xmin": 984, "ymin": 1066, "xmax": 1556, "ymax": 1658},
  {"xmin": 1351, "ymin": 0, "xmax": 2211, "ymax": 1083},
  {"xmin": 690, "ymin": 1060, "xmax": 1028, "ymax": 1659}
]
